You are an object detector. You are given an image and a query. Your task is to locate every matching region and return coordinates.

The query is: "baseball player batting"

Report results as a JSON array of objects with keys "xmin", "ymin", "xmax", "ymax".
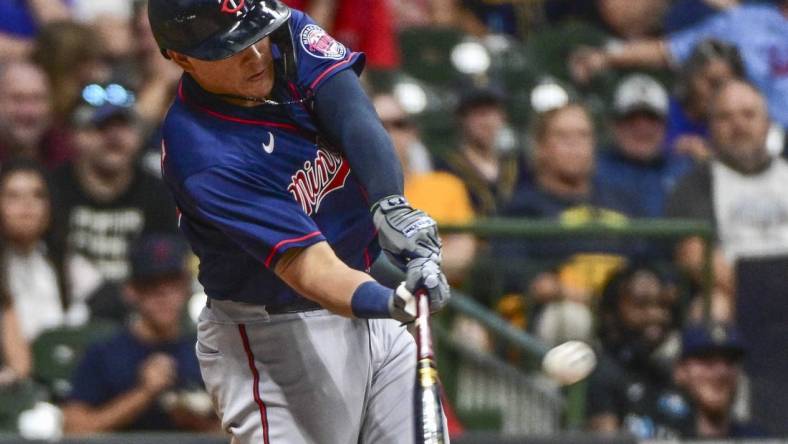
[{"xmin": 147, "ymin": 1, "xmax": 450, "ymax": 443}]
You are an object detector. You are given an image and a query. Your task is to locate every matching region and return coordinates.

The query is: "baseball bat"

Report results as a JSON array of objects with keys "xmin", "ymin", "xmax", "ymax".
[{"xmin": 413, "ymin": 290, "xmax": 447, "ymax": 444}]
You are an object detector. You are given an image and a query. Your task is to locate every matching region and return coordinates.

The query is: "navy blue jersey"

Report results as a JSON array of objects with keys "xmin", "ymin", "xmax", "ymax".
[{"xmin": 161, "ymin": 10, "xmax": 378, "ymax": 306}]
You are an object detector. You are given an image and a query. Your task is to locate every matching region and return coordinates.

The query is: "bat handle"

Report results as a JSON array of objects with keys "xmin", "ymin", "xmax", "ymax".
[{"xmin": 414, "ymin": 290, "xmax": 434, "ymax": 360}]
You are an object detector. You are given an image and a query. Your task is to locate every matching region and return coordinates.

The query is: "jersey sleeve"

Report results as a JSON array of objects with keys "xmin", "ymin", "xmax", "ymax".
[
  {"xmin": 289, "ymin": 9, "xmax": 366, "ymax": 93},
  {"xmin": 180, "ymin": 166, "xmax": 326, "ymax": 269},
  {"xmin": 667, "ymin": 9, "xmax": 733, "ymax": 64}
]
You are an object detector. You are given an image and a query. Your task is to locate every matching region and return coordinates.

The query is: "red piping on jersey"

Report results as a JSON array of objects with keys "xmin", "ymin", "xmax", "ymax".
[
  {"xmin": 264, "ymin": 231, "xmax": 322, "ymax": 268},
  {"xmin": 238, "ymin": 324, "xmax": 270, "ymax": 444},
  {"xmin": 309, "ymin": 57, "xmax": 355, "ymax": 90},
  {"xmin": 363, "ymin": 248, "xmax": 371, "ymax": 272},
  {"xmin": 177, "ymin": 80, "xmax": 299, "ymax": 131}
]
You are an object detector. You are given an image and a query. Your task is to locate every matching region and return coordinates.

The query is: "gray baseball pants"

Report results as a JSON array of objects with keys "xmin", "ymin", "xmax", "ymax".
[{"xmin": 196, "ymin": 299, "xmax": 417, "ymax": 444}]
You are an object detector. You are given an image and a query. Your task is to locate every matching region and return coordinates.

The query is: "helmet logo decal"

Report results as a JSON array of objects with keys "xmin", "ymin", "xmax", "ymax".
[
  {"xmin": 300, "ymin": 24, "xmax": 347, "ymax": 60},
  {"xmin": 221, "ymin": 0, "xmax": 246, "ymax": 15}
]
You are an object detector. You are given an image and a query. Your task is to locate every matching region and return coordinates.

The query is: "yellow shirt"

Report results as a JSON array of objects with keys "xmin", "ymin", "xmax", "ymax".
[{"xmin": 405, "ymin": 172, "xmax": 475, "ymax": 224}]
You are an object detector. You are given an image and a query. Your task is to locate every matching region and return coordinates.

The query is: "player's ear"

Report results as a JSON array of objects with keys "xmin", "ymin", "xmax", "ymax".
[{"xmin": 168, "ymin": 50, "xmax": 194, "ymax": 72}]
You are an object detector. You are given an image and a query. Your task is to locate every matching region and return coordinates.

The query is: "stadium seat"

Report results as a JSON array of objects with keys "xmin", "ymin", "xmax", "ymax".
[{"xmin": 32, "ymin": 321, "xmax": 118, "ymax": 401}]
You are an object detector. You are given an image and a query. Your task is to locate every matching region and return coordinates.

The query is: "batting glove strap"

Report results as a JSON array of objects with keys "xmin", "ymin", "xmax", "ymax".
[
  {"xmin": 406, "ymin": 258, "xmax": 450, "ymax": 313},
  {"xmin": 372, "ymin": 195, "xmax": 442, "ymax": 270}
]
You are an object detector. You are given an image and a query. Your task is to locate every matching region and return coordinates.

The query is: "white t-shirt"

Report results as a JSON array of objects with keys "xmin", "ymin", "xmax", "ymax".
[{"xmin": 712, "ymin": 158, "xmax": 788, "ymax": 261}]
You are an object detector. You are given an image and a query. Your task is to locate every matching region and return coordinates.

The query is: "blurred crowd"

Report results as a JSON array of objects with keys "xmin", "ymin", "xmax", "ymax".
[{"xmin": 0, "ymin": 0, "xmax": 786, "ymax": 441}]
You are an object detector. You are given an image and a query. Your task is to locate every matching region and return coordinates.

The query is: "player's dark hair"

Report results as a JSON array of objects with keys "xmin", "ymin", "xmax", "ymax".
[{"xmin": 0, "ymin": 159, "xmax": 71, "ymax": 312}]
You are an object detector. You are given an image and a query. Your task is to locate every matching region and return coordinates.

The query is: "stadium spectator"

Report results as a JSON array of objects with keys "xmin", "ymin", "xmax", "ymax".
[
  {"xmin": 587, "ymin": 264, "xmax": 689, "ymax": 438},
  {"xmin": 595, "ymin": 74, "xmax": 692, "ymax": 217},
  {"xmin": 51, "ymin": 85, "xmax": 178, "ymax": 287},
  {"xmin": 0, "ymin": 60, "xmax": 73, "ymax": 169},
  {"xmin": 281, "ymin": 0, "xmax": 400, "ymax": 70},
  {"xmin": 666, "ymin": 80, "xmax": 787, "ymax": 317},
  {"xmin": 543, "ymin": 0, "xmax": 669, "ymax": 39},
  {"xmin": 0, "ymin": 285, "xmax": 30, "ymax": 387},
  {"xmin": 439, "ymin": 86, "xmax": 526, "ymax": 217},
  {"xmin": 668, "ymin": 79, "xmax": 788, "ymax": 434},
  {"xmin": 493, "ymin": 103, "xmax": 642, "ymax": 345},
  {"xmin": 674, "ymin": 322, "xmax": 767, "ymax": 438},
  {"xmin": 62, "ymin": 234, "xmax": 215, "ymax": 434},
  {"xmin": 373, "ymin": 92, "xmax": 476, "ymax": 285},
  {"xmin": 667, "ymin": 39, "xmax": 746, "ymax": 161},
  {"xmin": 70, "ymin": 0, "xmax": 134, "ymax": 62},
  {"xmin": 388, "ymin": 0, "xmax": 459, "ymax": 29},
  {"xmin": 663, "ymin": 0, "xmax": 740, "ymax": 33},
  {"xmin": 0, "ymin": 160, "xmax": 99, "ymax": 341},
  {"xmin": 569, "ymin": 0, "xmax": 788, "ymax": 128},
  {"xmin": 0, "ymin": 0, "xmax": 70, "ymax": 60},
  {"xmin": 32, "ymin": 22, "xmax": 112, "ymax": 122}
]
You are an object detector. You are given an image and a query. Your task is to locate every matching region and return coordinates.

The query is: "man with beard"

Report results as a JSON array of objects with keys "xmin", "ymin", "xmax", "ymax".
[
  {"xmin": 586, "ymin": 264, "xmax": 691, "ymax": 439},
  {"xmin": 51, "ymin": 85, "xmax": 178, "ymax": 285},
  {"xmin": 674, "ymin": 323, "xmax": 767, "ymax": 438}
]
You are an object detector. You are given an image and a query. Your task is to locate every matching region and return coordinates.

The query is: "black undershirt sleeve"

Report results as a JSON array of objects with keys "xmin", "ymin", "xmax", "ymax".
[{"xmin": 313, "ymin": 70, "xmax": 404, "ymax": 205}]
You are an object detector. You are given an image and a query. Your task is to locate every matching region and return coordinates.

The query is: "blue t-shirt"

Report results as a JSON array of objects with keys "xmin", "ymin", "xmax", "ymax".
[
  {"xmin": 595, "ymin": 146, "xmax": 692, "ymax": 218},
  {"xmin": 68, "ymin": 330, "xmax": 203, "ymax": 431},
  {"xmin": 668, "ymin": 3, "xmax": 788, "ymax": 127},
  {"xmin": 0, "ymin": 0, "xmax": 69, "ymax": 37},
  {"xmin": 665, "ymin": 97, "xmax": 709, "ymax": 151},
  {"xmin": 161, "ymin": 10, "xmax": 377, "ymax": 306}
]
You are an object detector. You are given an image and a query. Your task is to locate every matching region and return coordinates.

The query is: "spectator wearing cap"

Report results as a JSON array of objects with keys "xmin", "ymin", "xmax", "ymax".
[
  {"xmin": 595, "ymin": 74, "xmax": 692, "ymax": 217},
  {"xmin": 62, "ymin": 234, "xmax": 217, "ymax": 434},
  {"xmin": 50, "ymin": 84, "xmax": 178, "ymax": 287},
  {"xmin": 438, "ymin": 86, "xmax": 527, "ymax": 217},
  {"xmin": 674, "ymin": 323, "xmax": 768, "ymax": 438},
  {"xmin": 0, "ymin": 60, "xmax": 73, "ymax": 169}
]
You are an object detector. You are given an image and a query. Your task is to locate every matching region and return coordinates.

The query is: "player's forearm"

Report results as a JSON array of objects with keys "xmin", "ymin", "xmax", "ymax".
[
  {"xmin": 62, "ymin": 390, "xmax": 158, "ymax": 434},
  {"xmin": 275, "ymin": 242, "xmax": 377, "ymax": 317},
  {"xmin": 1, "ymin": 308, "xmax": 31, "ymax": 379},
  {"xmin": 605, "ymin": 39, "xmax": 671, "ymax": 69}
]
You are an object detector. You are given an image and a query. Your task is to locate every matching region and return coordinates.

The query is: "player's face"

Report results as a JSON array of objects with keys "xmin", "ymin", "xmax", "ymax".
[
  {"xmin": 174, "ymin": 39, "xmax": 276, "ymax": 106},
  {"xmin": 0, "ymin": 170, "xmax": 50, "ymax": 246}
]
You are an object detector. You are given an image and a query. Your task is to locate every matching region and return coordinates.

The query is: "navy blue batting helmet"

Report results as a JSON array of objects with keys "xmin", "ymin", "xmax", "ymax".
[{"xmin": 148, "ymin": 0, "xmax": 292, "ymax": 61}]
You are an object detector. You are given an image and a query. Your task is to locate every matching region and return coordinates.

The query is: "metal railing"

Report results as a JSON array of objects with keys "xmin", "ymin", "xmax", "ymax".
[{"xmin": 435, "ymin": 218, "xmax": 715, "ymax": 429}]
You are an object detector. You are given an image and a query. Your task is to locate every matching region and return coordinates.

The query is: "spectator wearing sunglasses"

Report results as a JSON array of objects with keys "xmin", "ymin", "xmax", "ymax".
[{"xmin": 50, "ymin": 83, "xmax": 178, "ymax": 321}]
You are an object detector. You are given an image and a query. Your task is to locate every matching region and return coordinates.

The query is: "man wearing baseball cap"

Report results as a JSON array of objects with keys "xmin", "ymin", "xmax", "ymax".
[
  {"xmin": 674, "ymin": 323, "xmax": 768, "ymax": 438},
  {"xmin": 595, "ymin": 73, "xmax": 692, "ymax": 217},
  {"xmin": 62, "ymin": 234, "xmax": 217, "ymax": 434}
]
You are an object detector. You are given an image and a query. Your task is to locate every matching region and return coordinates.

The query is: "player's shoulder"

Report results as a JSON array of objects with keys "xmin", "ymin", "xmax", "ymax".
[{"xmin": 161, "ymin": 100, "xmax": 230, "ymax": 182}]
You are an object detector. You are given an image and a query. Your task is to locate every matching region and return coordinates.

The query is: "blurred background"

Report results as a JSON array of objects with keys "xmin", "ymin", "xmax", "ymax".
[{"xmin": 0, "ymin": 0, "xmax": 786, "ymax": 442}]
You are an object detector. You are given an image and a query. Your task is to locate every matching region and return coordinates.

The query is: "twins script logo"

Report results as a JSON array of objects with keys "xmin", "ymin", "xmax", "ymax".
[{"xmin": 288, "ymin": 149, "xmax": 351, "ymax": 216}]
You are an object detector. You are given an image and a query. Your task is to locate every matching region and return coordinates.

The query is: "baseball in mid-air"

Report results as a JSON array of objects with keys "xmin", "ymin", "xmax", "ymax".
[{"xmin": 541, "ymin": 340, "xmax": 597, "ymax": 386}]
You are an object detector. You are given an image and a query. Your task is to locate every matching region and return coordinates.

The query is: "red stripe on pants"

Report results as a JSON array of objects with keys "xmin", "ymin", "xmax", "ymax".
[{"xmin": 238, "ymin": 324, "xmax": 270, "ymax": 444}]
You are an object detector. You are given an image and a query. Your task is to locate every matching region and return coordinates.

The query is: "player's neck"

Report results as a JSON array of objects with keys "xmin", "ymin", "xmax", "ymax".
[
  {"xmin": 536, "ymin": 171, "xmax": 591, "ymax": 198},
  {"xmin": 696, "ymin": 410, "xmax": 732, "ymax": 439}
]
